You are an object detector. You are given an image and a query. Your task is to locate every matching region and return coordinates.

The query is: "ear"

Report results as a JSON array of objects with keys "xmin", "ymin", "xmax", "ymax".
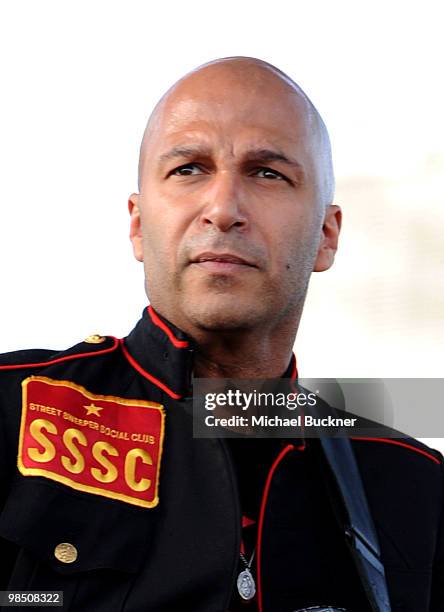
[
  {"xmin": 313, "ymin": 204, "xmax": 342, "ymax": 272},
  {"xmin": 128, "ymin": 193, "xmax": 144, "ymax": 262}
]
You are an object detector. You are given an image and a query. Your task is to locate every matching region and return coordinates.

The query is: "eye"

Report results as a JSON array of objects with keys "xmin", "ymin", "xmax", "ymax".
[
  {"xmin": 252, "ymin": 167, "xmax": 286, "ymax": 180},
  {"xmin": 170, "ymin": 163, "xmax": 204, "ymax": 176}
]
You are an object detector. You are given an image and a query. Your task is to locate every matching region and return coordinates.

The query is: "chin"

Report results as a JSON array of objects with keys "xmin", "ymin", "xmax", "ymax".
[{"xmin": 183, "ymin": 298, "xmax": 264, "ymax": 332}]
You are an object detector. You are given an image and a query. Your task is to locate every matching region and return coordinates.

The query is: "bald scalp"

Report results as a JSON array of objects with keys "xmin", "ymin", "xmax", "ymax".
[{"xmin": 138, "ymin": 57, "xmax": 335, "ymax": 208}]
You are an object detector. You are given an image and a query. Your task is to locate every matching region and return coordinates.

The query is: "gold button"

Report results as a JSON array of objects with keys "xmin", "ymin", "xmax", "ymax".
[
  {"xmin": 54, "ymin": 542, "xmax": 78, "ymax": 564},
  {"xmin": 84, "ymin": 334, "xmax": 106, "ymax": 344}
]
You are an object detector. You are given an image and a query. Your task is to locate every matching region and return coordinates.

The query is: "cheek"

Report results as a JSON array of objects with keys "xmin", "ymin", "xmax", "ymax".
[
  {"xmin": 270, "ymin": 213, "xmax": 320, "ymax": 274},
  {"xmin": 141, "ymin": 209, "xmax": 190, "ymax": 281},
  {"xmin": 142, "ymin": 226, "xmax": 174, "ymax": 277}
]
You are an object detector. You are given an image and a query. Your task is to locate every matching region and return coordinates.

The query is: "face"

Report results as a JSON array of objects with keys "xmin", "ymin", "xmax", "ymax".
[{"xmin": 129, "ymin": 62, "xmax": 340, "ymax": 334}]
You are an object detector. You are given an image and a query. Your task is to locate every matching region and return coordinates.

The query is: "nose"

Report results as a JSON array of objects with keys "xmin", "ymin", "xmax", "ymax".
[{"xmin": 199, "ymin": 171, "xmax": 248, "ymax": 232}]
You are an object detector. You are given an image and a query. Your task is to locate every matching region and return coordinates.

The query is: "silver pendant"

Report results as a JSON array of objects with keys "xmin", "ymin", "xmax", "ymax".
[{"xmin": 237, "ymin": 568, "xmax": 256, "ymax": 600}]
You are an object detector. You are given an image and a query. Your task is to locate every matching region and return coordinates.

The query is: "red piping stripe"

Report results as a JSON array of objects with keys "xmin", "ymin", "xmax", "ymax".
[
  {"xmin": 147, "ymin": 306, "xmax": 189, "ymax": 349},
  {"xmin": 289, "ymin": 374, "xmax": 305, "ymax": 450},
  {"xmin": 119, "ymin": 339, "xmax": 182, "ymax": 400},
  {"xmin": 295, "ymin": 439, "xmax": 306, "ymax": 451},
  {"xmin": 256, "ymin": 444, "xmax": 295, "ymax": 612},
  {"xmin": 0, "ymin": 337, "xmax": 119, "ymax": 370},
  {"xmin": 351, "ymin": 437, "xmax": 441, "ymax": 465},
  {"xmin": 242, "ymin": 515, "xmax": 256, "ymax": 528},
  {"xmin": 290, "ymin": 353, "xmax": 298, "ymax": 381}
]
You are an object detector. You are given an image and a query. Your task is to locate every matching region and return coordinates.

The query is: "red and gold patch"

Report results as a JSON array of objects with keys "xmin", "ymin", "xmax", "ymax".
[{"xmin": 18, "ymin": 376, "xmax": 165, "ymax": 508}]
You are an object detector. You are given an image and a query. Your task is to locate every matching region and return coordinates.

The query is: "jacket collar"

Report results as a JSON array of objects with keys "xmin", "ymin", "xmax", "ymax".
[
  {"xmin": 124, "ymin": 306, "xmax": 194, "ymax": 399},
  {"xmin": 123, "ymin": 306, "xmax": 297, "ymax": 400}
]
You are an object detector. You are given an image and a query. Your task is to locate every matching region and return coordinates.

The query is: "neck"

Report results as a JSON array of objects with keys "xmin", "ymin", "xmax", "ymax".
[{"xmin": 191, "ymin": 318, "xmax": 298, "ymax": 380}]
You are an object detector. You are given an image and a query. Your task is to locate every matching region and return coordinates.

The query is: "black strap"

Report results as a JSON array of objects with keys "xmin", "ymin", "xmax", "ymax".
[
  {"xmin": 295, "ymin": 388, "xmax": 392, "ymax": 612},
  {"xmin": 292, "ymin": 385, "xmax": 391, "ymax": 612},
  {"xmin": 319, "ymin": 435, "xmax": 391, "ymax": 612}
]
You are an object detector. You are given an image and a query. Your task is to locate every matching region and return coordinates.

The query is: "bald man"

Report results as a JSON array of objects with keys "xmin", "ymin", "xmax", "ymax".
[{"xmin": 0, "ymin": 58, "xmax": 443, "ymax": 612}]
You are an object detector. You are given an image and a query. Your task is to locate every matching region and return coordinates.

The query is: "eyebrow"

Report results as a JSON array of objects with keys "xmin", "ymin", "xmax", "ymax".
[
  {"xmin": 158, "ymin": 146, "xmax": 212, "ymax": 164},
  {"xmin": 242, "ymin": 148, "xmax": 303, "ymax": 169},
  {"xmin": 157, "ymin": 145, "xmax": 304, "ymax": 169}
]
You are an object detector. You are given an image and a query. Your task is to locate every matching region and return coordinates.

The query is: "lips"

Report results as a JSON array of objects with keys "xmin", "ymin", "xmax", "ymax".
[{"xmin": 190, "ymin": 252, "xmax": 256, "ymax": 267}]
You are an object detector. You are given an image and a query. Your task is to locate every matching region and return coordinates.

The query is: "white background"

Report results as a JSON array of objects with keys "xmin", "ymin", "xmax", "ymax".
[{"xmin": 0, "ymin": 1, "xmax": 443, "ymax": 450}]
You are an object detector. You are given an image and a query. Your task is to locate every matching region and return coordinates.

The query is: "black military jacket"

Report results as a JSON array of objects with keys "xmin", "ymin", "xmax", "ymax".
[{"xmin": 0, "ymin": 307, "xmax": 443, "ymax": 611}]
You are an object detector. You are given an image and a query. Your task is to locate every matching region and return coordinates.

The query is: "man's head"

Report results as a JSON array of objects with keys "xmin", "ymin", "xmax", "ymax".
[{"xmin": 129, "ymin": 57, "xmax": 341, "ymax": 338}]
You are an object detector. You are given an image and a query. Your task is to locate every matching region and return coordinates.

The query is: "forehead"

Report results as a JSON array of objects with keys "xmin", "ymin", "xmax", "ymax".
[{"xmin": 147, "ymin": 67, "xmax": 315, "ymax": 154}]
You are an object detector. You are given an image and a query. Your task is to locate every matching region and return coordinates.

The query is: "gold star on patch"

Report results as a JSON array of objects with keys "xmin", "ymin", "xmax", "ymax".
[{"xmin": 84, "ymin": 403, "xmax": 103, "ymax": 417}]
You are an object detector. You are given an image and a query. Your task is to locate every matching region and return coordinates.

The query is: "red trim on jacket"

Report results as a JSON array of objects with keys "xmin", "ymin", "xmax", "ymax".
[
  {"xmin": 0, "ymin": 337, "xmax": 119, "ymax": 370},
  {"xmin": 147, "ymin": 306, "xmax": 189, "ymax": 349},
  {"xmin": 288, "ymin": 369, "xmax": 305, "ymax": 448},
  {"xmin": 242, "ymin": 515, "xmax": 256, "ymax": 528},
  {"xmin": 256, "ymin": 444, "xmax": 295, "ymax": 612},
  {"xmin": 351, "ymin": 437, "xmax": 441, "ymax": 465},
  {"xmin": 290, "ymin": 354, "xmax": 298, "ymax": 381},
  {"xmin": 294, "ymin": 439, "xmax": 306, "ymax": 451},
  {"xmin": 119, "ymin": 339, "xmax": 182, "ymax": 400},
  {"xmin": 240, "ymin": 515, "xmax": 256, "ymax": 556}
]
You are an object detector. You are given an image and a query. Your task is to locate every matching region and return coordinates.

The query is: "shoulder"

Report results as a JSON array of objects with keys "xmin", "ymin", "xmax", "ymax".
[
  {"xmin": 350, "ymin": 434, "xmax": 443, "ymax": 469},
  {"xmin": 0, "ymin": 348, "xmax": 58, "ymax": 368},
  {"xmin": 350, "ymin": 434, "xmax": 444, "ymax": 511},
  {"xmin": 0, "ymin": 334, "xmax": 120, "ymax": 378},
  {"xmin": 0, "ymin": 334, "xmax": 123, "ymax": 464},
  {"xmin": 311, "ymin": 391, "xmax": 444, "ymax": 472},
  {"xmin": 0, "ymin": 334, "xmax": 121, "ymax": 426}
]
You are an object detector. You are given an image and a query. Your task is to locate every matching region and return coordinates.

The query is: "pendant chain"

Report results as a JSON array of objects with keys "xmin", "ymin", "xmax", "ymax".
[{"xmin": 240, "ymin": 547, "xmax": 256, "ymax": 570}]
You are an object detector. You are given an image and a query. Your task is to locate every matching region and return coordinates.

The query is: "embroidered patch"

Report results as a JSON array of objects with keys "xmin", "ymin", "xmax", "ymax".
[{"xmin": 18, "ymin": 376, "xmax": 165, "ymax": 508}]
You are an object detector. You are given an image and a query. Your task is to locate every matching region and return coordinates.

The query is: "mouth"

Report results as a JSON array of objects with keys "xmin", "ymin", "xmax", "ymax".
[{"xmin": 189, "ymin": 252, "xmax": 258, "ymax": 273}]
